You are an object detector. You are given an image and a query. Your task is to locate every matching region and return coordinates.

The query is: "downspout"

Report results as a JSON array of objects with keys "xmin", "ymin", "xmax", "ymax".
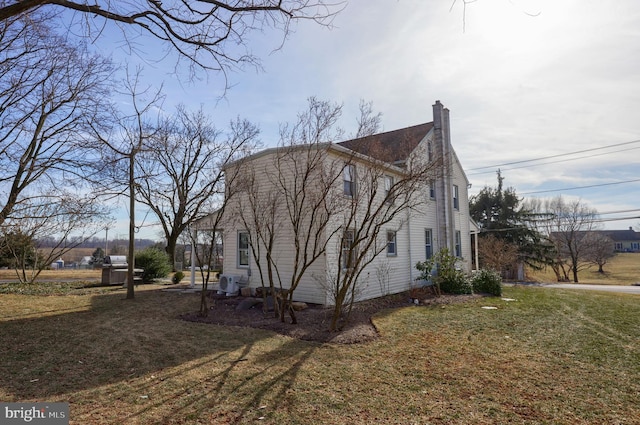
[
  {"xmin": 474, "ymin": 230, "xmax": 479, "ymax": 271},
  {"xmin": 407, "ymin": 209, "xmax": 413, "ymax": 283}
]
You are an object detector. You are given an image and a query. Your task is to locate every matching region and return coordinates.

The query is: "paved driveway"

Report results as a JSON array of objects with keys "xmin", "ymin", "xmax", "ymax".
[{"xmin": 542, "ymin": 283, "xmax": 640, "ymax": 295}]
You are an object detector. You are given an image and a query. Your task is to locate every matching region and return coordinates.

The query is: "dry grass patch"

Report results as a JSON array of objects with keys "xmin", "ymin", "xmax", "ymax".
[
  {"xmin": 527, "ymin": 252, "xmax": 640, "ymax": 285},
  {"xmin": 0, "ymin": 285, "xmax": 638, "ymax": 424},
  {"xmin": 0, "ymin": 268, "xmax": 101, "ymax": 282}
]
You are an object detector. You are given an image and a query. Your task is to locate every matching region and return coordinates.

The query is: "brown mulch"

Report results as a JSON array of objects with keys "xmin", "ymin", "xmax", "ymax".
[{"xmin": 180, "ymin": 290, "xmax": 482, "ymax": 344}]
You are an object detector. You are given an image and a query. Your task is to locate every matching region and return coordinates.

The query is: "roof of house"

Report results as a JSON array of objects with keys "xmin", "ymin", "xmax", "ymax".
[
  {"xmin": 337, "ymin": 122, "xmax": 433, "ymax": 164},
  {"xmin": 600, "ymin": 229, "xmax": 640, "ymax": 242},
  {"xmin": 552, "ymin": 228, "xmax": 640, "ymax": 242}
]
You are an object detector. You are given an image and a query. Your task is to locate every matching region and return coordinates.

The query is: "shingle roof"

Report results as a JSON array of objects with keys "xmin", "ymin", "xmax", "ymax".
[
  {"xmin": 337, "ymin": 122, "xmax": 433, "ymax": 164},
  {"xmin": 601, "ymin": 229, "xmax": 640, "ymax": 242}
]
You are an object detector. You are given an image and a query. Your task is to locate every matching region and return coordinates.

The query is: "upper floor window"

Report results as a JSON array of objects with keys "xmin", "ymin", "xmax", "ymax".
[
  {"xmin": 429, "ymin": 181, "xmax": 435, "ymax": 199},
  {"xmin": 453, "ymin": 184, "xmax": 459, "ymax": 210},
  {"xmin": 427, "ymin": 141, "xmax": 433, "ymax": 162},
  {"xmin": 343, "ymin": 164, "xmax": 356, "ymax": 197},
  {"xmin": 384, "ymin": 175, "xmax": 394, "ymax": 204}
]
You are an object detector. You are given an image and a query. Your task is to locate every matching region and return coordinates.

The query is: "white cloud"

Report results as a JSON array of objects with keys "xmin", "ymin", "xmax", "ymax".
[{"xmin": 97, "ymin": 0, "xmax": 640, "ymax": 237}]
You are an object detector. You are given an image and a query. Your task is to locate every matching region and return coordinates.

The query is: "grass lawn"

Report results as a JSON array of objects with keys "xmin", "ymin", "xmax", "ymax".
[
  {"xmin": 0, "ymin": 283, "xmax": 638, "ymax": 424},
  {"xmin": 527, "ymin": 252, "xmax": 640, "ymax": 285}
]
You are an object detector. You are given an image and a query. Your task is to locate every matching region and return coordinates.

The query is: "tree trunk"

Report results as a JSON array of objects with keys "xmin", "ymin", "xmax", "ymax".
[
  {"xmin": 199, "ymin": 282, "xmax": 209, "ymax": 317},
  {"xmin": 166, "ymin": 236, "xmax": 177, "ymax": 271}
]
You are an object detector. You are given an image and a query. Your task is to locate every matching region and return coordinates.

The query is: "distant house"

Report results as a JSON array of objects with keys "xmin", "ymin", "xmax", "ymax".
[
  {"xmin": 201, "ymin": 101, "xmax": 473, "ymax": 304},
  {"xmin": 600, "ymin": 227, "xmax": 640, "ymax": 252}
]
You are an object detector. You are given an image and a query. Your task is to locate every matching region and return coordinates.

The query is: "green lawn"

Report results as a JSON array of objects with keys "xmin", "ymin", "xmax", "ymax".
[{"xmin": 0, "ymin": 284, "xmax": 638, "ymax": 424}]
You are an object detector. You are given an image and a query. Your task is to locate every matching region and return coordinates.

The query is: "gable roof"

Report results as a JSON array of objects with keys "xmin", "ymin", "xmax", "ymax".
[
  {"xmin": 550, "ymin": 229, "xmax": 640, "ymax": 242},
  {"xmin": 600, "ymin": 229, "xmax": 640, "ymax": 242},
  {"xmin": 337, "ymin": 122, "xmax": 433, "ymax": 165}
]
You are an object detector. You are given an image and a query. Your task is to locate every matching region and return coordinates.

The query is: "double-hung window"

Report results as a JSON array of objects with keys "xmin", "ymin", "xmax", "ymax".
[
  {"xmin": 455, "ymin": 230, "xmax": 461, "ymax": 257},
  {"xmin": 341, "ymin": 230, "xmax": 356, "ymax": 269},
  {"xmin": 429, "ymin": 181, "xmax": 435, "ymax": 199},
  {"xmin": 386, "ymin": 231, "xmax": 397, "ymax": 256},
  {"xmin": 343, "ymin": 164, "xmax": 356, "ymax": 197},
  {"xmin": 238, "ymin": 231, "xmax": 249, "ymax": 267},
  {"xmin": 425, "ymin": 229, "xmax": 433, "ymax": 259},
  {"xmin": 384, "ymin": 175, "xmax": 394, "ymax": 204},
  {"xmin": 453, "ymin": 184, "xmax": 459, "ymax": 210}
]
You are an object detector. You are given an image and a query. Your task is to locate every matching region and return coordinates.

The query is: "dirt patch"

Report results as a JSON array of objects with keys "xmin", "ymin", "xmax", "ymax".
[{"xmin": 181, "ymin": 291, "xmax": 481, "ymax": 344}]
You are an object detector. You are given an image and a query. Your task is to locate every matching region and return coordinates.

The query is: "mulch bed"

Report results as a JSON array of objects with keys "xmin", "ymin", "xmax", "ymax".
[{"xmin": 180, "ymin": 291, "xmax": 481, "ymax": 344}]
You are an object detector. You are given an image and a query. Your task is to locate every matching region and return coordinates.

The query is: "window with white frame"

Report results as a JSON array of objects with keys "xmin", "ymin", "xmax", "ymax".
[
  {"xmin": 343, "ymin": 163, "xmax": 356, "ymax": 197},
  {"xmin": 455, "ymin": 230, "xmax": 461, "ymax": 257},
  {"xmin": 238, "ymin": 231, "xmax": 249, "ymax": 267},
  {"xmin": 429, "ymin": 181, "xmax": 435, "ymax": 199},
  {"xmin": 384, "ymin": 175, "xmax": 394, "ymax": 204},
  {"xmin": 386, "ymin": 231, "xmax": 397, "ymax": 256},
  {"xmin": 425, "ymin": 229, "xmax": 433, "ymax": 259},
  {"xmin": 453, "ymin": 184, "xmax": 459, "ymax": 210},
  {"xmin": 341, "ymin": 229, "xmax": 356, "ymax": 269}
]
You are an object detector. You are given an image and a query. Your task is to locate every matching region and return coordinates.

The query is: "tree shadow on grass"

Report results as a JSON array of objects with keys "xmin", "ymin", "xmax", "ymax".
[
  {"xmin": 0, "ymin": 288, "xmax": 278, "ymax": 400},
  {"xmin": 121, "ymin": 338, "xmax": 318, "ymax": 424}
]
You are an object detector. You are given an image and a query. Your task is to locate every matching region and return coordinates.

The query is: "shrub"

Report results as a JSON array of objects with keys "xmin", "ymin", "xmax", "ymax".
[
  {"xmin": 172, "ymin": 270, "xmax": 185, "ymax": 284},
  {"xmin": 433, "ymin": 249, "xmax": 472, "ymax": 295},
  {"xmin": 415, "ymin": 258, "xmax": 435, "ymax": 282},
  {"xmin": 135, "ymin": 248, "xmax": 171, "ymax": 282},
  {"xmin": 471, "ymin": 269, "xmax": 503, "ymax": 296}
]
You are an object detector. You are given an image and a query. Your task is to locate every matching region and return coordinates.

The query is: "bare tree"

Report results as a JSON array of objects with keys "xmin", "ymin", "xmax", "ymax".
[
  {"xmin": 269, "ymin": 98, "xmax": 346, "ymax": 323},
  {"xmin": 0, "ymin": 0, "xmax": 341, "ymax": 80},
  {"xmin": 583, "ymin": 232, "xmax": 615, "ymax": 274},
  {"xmin": 0, "ymin": 14, "xmax": 113, "ymax": 228},
  {"xmin": 92, "ymin": 69, "xmax": 164, "ymax": 299},
  {"xmin": 233, "ymin": 166, "xmax": 284, "ymax": 316},
  {"xmin": 136, "ymin": 105, "xmax": 260, "ymax": 270},
  {"xmin": 1, "ymin": 195, "xmax": 109, "ymax": 282},
  {"xmin": 543, "ymin": 196, "xmax": 600, "ymax": 283},
  {"xmin": 327, "ymin": 138, "xmax": 438, "ymax": 331},
  {"xmin": 231, "ymin": 98, "xmax": 439, "ymax": 330},
  {"xmin": 229, "ymin": 98, "xmax": 346, "ymax": 323},
  {"xmin": 477, "ymin": 233, "xmax": 519, "ymax": 277},
  {"xmin": 191, "ymin": 150, "xmax": 252, "ymax": 317}
]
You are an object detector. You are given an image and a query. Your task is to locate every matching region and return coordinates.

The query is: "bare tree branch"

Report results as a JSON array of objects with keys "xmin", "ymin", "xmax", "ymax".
[{"xmin": 0, "ymin": 0, "xmax": 344, "ymax": 80}]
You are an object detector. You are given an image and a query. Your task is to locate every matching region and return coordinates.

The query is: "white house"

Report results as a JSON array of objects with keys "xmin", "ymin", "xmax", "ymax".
[{"xmin": 207, "ymin": 100, "xmax": 472, "ymax": 305}]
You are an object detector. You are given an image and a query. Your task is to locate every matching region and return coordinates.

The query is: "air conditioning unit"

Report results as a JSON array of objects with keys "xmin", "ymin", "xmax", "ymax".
[{"xmin": 218, "ymin": 275, "xmax": 240, "ymax": 296}]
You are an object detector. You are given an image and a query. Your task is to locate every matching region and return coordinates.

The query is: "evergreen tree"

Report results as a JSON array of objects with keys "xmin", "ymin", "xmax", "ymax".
[{"xmin": 470, "ymin": 171, "xmax": 554, "ymax": 271}]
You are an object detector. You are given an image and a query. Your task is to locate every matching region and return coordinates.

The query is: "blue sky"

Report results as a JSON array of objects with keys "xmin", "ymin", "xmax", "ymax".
[{"xmin": 86, "ymin": 0, "xmax": 640, "ymax": 240}]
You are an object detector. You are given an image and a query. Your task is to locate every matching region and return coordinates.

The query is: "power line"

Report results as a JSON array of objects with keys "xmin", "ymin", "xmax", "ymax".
[
  {"xmin": 477, "ymin": 215, "xmax": 640, "ymax": 233},
  {"xmin": 520, "ymin": 178, "xmax": 640, "ymax": 195},
  {"xmin": 467, "ymin": 139, "xmax": 640, "ymax": 172},
  {"xmin": 598, "ymin": 208, "xmax": 640, "ymax": 215},
  {"xmin": 467, "ymin": 146, "xmax": 640, "ymax": 176}
]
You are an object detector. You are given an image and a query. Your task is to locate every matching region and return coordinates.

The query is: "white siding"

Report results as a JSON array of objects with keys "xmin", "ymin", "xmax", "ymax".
[
  {"xmin": 221, "ymin": 148, "xmax": 330, "ymax": 305},
  {"xmin": 217, "ymin": 117, "xmax": 472, "ymax": 304}
]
